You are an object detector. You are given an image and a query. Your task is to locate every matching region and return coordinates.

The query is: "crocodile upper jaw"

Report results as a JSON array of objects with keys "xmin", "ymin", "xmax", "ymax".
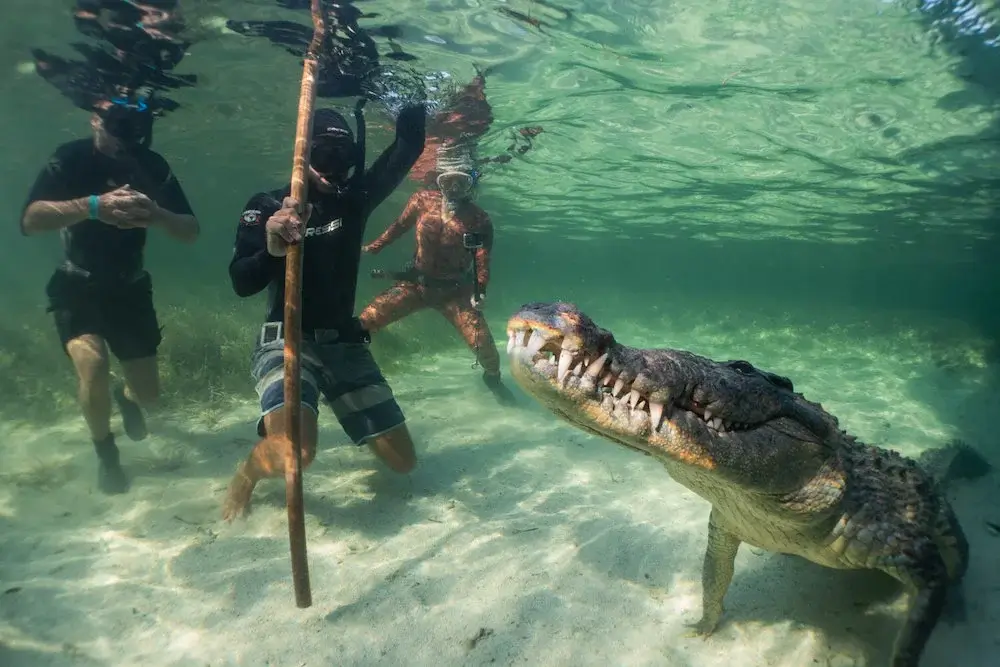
[
  {"xmin": 505, "ymin": 325, "xmax": 717, "ymax": 470},
  {"xmin": 505, "ymin": 302, "xmax": 837, "ymax": 499}
]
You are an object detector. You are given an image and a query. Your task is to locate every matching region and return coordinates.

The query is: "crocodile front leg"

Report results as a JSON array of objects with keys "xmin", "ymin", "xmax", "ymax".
[
  {"xmin": 689, "ymin": 508, "xmax": 742, "ymax": 635},
  {"xmin": 889, "ymin": 549, "xmax": 949, "ymax": 667}
]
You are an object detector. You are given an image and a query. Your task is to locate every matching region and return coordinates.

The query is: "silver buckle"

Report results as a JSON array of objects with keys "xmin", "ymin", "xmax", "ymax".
[{"xmin": 259, "ymin": 322, "xmax": 283, "ymax": 346}]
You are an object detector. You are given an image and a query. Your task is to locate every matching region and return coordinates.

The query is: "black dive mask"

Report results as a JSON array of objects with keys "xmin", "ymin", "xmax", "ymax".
[
  {"xmin": 310, "ymin": 134, "xmax": 355, "ymax": 182},
  {"xmin": 102, "ymin": 96, "xmax": 154, "ymax": 150}
]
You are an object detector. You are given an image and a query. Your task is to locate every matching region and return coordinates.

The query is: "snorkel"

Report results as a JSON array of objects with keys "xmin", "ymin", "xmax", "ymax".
[{"xmin": 352, "ymin": 97, "xmax": 367, "ymax": 191}]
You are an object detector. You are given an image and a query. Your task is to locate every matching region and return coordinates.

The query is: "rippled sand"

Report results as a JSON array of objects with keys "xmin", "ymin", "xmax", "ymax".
[{"xmin": 1, "ymin": 306, "xmax": 996, "ymax": 667}]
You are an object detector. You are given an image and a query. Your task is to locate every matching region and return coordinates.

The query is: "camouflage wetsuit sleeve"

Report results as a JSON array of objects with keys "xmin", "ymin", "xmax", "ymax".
[
  {"xmin": 365, "ymin": 191, "xmax": 424, "ymax": 254},
  {"xmin": 228, "ymin": 193, "xmax": 282, "ymax": 297}
]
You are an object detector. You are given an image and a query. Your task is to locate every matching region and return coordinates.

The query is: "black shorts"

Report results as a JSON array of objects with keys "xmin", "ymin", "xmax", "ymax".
[{"xmin": 45, "ymin": 269, "xmax": 163, "ymax": 361}]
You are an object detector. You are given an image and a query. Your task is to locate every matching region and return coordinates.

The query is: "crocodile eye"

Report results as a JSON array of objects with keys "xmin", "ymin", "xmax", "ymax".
[
  {"xmin": 730, "ymin": 360, "xmax": 755, "ymax": 375},
  {"xmin": 771, "ymin": 374, "xmax": 794, "ymax": 392}
]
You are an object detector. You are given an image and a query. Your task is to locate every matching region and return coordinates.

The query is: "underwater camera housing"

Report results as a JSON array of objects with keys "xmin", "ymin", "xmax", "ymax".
[{"xmin": 463, "ymin": 232, "xmax": 484, "ymax": 250}]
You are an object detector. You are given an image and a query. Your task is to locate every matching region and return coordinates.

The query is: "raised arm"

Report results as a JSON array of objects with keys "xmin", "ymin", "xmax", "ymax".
[
  {"xmin": 363, "ymin": 191, "xmax": 424, "ymax": 255},
  {"xmin": 363, "ymin": 103, "xmax": 427, "ymax": 214},
  {"xmin": 228, "ymin": 195, "xmax": 281, "ymax": 297}
]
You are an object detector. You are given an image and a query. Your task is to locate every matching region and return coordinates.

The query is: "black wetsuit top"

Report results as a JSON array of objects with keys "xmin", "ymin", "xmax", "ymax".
[
  {"xmin": 21, "ymin": 138, "xmax": 195, "ymax": 280},
  {"xmin": 229, "ymin": 110, "xmax": 426, "ymax": 333}
]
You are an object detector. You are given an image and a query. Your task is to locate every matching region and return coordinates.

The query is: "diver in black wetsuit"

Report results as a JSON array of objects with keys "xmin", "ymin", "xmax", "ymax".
[
  {"xmin": 20, "ymin": 93, "xmax": 200, "ymax": 495},
  {"xmin": 222, "ymin": 101, "xmax": 427, "ymax": 521}
]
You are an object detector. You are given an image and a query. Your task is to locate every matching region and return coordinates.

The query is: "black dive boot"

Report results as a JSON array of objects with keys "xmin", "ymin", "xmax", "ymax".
[
  {"xmin": 93, "ymin": 434, "xmax": 130, "ymax": 494},
  {"xmin": 483, "ymin": 372, "xmax": 517, "ymax": 406},
  {"xmin": 113, "ymin": 383, "xmax": 148, "ymax": 441}
]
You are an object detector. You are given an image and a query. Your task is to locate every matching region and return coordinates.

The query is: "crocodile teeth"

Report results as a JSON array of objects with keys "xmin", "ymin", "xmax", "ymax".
[
  {"xmin": 557, "ymin": 350, "xmax": 575, "ymax": 382},
  {"xmin": 585, "ymin": 353, "xmax": 608, "ymax": 379},
  {"xmin": 710, "ymin": 417, "xmax": 723, "ymax": 431},
  {"xmin": 526, "ymin": 330, "xmax": 546, "ymax": 355},
  {"xmin": 649, "ymin": 401, "xmax": 665, "ymax": 430},
  {"xmin": 506, "ymin": 334, "xmax": 516, "ymax": 355},
  {"xmin": 612, "ymin": 378, "xmax": 627, "ymax": 397},
  {"xmin": 704, "ymin": 408, "xmax": 714, "ymax": 422},
  {"xmin": 628, "ymin": 390, "xmax": 641, "ymax": 409},
  {"xmin": 601, "ymin": 372, "xmax": 615, "ymax": 386}
]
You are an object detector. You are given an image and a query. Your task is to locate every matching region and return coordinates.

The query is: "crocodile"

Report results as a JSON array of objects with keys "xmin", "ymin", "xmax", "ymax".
[{"xmin": 505, "ymin": 301, "xmax": 989, "ymax": 667}]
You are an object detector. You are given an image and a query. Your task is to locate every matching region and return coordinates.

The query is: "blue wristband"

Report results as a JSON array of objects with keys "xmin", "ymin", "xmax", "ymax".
[{"xmin": 88, "ymin": 194, "xmax": 100, "ymax": 220}]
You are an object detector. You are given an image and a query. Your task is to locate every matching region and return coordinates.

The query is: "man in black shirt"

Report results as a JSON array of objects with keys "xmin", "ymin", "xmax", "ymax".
[
  {"xmin": 20, "ymin": 95, "xmax": 200, "ymax": 495},
  {"xmin": 223, "ymin": 102, "xmax": 426, "ymax": 521}
]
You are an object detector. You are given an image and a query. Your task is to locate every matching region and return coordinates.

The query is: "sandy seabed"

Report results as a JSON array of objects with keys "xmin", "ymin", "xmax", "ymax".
[{"xmin": 1, "ymin": 318, "xmax": 998, "ymax": 667}]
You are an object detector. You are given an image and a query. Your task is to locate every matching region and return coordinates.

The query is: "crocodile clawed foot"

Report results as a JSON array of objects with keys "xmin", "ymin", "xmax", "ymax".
[{"xmin": 683, "ymin": 615, "xmax": 721, "ymax": 639}]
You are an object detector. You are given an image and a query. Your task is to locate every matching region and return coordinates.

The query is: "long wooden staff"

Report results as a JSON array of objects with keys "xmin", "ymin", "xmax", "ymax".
[{"xmin": 283, "ymin": 0, "xmax": 326, "ymax": 609}]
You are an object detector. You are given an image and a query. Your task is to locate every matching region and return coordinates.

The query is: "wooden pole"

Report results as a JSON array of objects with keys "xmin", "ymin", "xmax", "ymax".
[{"xmin": 283, "ymin": 0, "xmax": 326, "ymax": 609}]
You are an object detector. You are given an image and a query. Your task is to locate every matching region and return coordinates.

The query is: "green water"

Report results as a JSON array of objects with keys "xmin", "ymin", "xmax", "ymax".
[{"xmin": 0, "ymin": 0, "xmax": 998, "ymax": 666}]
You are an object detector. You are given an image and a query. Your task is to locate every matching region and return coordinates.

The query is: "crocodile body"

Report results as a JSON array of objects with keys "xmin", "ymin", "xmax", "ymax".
[{"xmin": 505, "ymin": 301, "xmax": 984, "ymax": 667}]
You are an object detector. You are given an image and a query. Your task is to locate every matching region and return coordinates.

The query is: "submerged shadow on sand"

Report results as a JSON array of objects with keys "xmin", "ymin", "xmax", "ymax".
[
  {"xmin": 563, "ymin": 474, "xmax": 903, "ymax": 665},
  {"xmin": 165, "ymin": 535, "xmax": 296, "ymax": 618},
  {"xmin": 0, "ymin": 644, "xmax": 103, "ymax": 667},
  {"xmin": 566, "ymin": 440, "xmax": 995, "ymax": 667},
  {"xmin": 715, "ymin": 553, "xmax": 901, "ymax": 665}
]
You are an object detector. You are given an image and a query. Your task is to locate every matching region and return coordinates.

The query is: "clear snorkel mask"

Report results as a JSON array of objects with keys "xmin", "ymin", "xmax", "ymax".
[{"xmin": 436, "ymin": 168, "xmax": 480, "ymax": 200}]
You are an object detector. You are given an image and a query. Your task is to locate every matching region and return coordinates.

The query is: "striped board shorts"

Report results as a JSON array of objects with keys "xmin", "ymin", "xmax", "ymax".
[{"xmin": 249, "ymin": 322, "xmax": 406, "ymax": 445}]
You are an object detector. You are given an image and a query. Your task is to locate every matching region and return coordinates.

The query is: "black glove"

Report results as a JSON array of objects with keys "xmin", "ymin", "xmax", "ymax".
[{"xmin": 396, "ymin": 102, "xmax": 427, "ymax": 140}]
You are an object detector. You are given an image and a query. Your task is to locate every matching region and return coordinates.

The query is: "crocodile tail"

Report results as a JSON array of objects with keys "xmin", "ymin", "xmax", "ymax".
[{"xmin": 916, "ymin": 439, "xmax": 992, "ymax": 487}]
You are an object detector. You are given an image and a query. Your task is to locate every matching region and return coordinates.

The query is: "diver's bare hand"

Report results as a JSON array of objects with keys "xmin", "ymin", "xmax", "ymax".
[
  {"xmin": 98, "ymin": 185, "xmax": 154, "ymax": 228},
  {"xmin": 266, "ymin": 197, "xmax": 312, "ymax": 257}
]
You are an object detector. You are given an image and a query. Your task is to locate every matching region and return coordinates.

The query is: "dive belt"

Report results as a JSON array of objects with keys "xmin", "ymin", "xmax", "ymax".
[
  {"xmin": 370, "ymin": 263, "xmax": 470, "ymax": 290},
  {"xmin": 258, "ymin": 318, "xmax": 370, "ymax": 347}
]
